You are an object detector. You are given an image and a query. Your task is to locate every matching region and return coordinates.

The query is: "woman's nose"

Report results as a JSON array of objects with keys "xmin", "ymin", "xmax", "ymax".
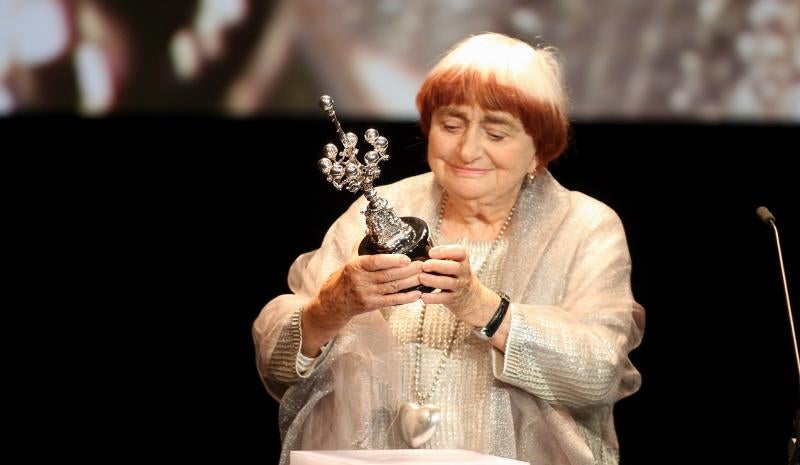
[{"xmin": 456, "ymin": 128, "xmax": 482, "ymax": 164}]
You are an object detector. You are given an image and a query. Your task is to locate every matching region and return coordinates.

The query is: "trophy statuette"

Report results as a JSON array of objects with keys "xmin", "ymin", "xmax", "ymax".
[{"xmin": 317, "ymin": 95, "xmax": 433, "ymax": 293}]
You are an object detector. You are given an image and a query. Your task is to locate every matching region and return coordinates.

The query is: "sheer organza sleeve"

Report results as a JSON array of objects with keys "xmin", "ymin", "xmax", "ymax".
[
  {"xmin": 491, "ymin": 207, "xmax": 645, "ymax": 409},
  {"xmin": 252, "ymin": 202, "xmax": 358, "ymax": 401}
]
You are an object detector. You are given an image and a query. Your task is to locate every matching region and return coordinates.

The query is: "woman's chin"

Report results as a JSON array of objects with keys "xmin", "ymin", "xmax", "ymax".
[{"xmin": 442, "ymin": 184, "xmax": 490, "ymax": 202}]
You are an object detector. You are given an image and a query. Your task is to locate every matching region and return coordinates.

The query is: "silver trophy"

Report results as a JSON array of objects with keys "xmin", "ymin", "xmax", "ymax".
[{"xmin": 318, "ymin": 95, "xmax": 433, "ymax": 292}]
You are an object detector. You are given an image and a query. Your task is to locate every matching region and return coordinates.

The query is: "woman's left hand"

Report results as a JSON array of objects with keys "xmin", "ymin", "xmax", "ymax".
[{"xmin": 419, "ymin": 245, "xmax": 495, "ymax": 324}]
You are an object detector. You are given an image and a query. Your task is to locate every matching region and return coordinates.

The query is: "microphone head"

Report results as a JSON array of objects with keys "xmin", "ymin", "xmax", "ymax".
[{"xmin": 756, "ymin": 206, "xmax": 775, "ymax": 225}]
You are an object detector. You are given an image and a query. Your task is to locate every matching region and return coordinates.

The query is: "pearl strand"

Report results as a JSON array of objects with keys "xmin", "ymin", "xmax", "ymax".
[{"xmin": 412, "ymin": 190, "xmax": 517, "ymax": 404}]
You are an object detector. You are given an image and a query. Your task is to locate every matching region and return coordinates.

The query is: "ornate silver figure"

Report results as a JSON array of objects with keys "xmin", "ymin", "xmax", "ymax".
[{"xmin": 318, "ymin": 95, "xmax": 433, "ymax": 289}]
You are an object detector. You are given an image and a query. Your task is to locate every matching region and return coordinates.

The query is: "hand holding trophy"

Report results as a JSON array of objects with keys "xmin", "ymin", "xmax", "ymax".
[{"xmin": 317, "ymin": 95, "xmax": 433, "ymax": 292}]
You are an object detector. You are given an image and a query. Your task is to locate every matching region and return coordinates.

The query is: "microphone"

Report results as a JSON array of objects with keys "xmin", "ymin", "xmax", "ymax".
[
  {"xmin": 757, "ymin": 206, "xmax": 776, "ymax": 225},
  {"xmin": 756, "ymin": 206, "xmax": 800, "ymax": 465}
]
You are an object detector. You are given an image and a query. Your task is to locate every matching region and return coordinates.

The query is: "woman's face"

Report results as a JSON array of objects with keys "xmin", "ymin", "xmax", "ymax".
[{"xmin": 427, "ymin": 105, "xmax": 537, "ymax": 204}]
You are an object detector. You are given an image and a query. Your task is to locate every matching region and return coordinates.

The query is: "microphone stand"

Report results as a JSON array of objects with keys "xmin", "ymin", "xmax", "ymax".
[
  {"xmin": 792, "ymin": 408, "xmax": 800, "ymax": 465},
  {"xmin": 758, "ymin": 207, "xmax": 800, "ymax": 465}
]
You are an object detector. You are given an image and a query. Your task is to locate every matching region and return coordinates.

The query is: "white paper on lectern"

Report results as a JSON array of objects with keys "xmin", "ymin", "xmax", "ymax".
[{"xmin": 290, "ymin": 449, "xmax": 529, "ymax": 465}]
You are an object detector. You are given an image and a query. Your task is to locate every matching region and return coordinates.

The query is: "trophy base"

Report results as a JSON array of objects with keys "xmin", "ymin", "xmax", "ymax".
[{"xmin": 358, "ymin": 216, "xmax": 434, "ymax": 293}]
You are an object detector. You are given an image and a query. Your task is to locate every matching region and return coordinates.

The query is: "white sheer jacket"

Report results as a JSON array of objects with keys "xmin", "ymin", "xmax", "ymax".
[{"xmin": 253, "ymin": 170, "xmax": 645, "ymax": 465}]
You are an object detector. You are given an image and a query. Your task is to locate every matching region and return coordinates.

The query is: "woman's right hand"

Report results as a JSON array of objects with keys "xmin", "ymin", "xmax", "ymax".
[{"xmin": 300, "ymin": 254, "xmax": 423, "ymax": 356}]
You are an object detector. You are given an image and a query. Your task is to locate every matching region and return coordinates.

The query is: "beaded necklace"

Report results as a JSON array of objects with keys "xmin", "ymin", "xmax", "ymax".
[{"xmin": 399, "ymin": 189, "xmax": 518, "ymax": 448}]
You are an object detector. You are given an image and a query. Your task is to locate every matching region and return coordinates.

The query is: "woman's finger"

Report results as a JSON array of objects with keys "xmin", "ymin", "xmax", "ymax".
[
  {"xmin": 375, "ymin": 274, "xmax": 422, "ymax": 295},
  {"xmin": 428, "ymin": 245, "xmax": 468, "ymax": 261},
  {"xmin": 421, "ymin": 258, "xmax": 461, "ymax": 276},
  {"xmin": 372, "ymin": 260, "xmax": 423, "ymax": 284},
  {"xmin": 375, "ymin": 290, "xmax": 422, "ymax": 308},
  {"xmin": 419, "ymin": 272, "xmax": 458, "ymax": 291},
  {"xmin": 358, "ymin": 253, "xmax": 411, "ymax": 272},
  {"xmin": 420, "ymin": 291, "xmax": 452, "ymax": 305}
]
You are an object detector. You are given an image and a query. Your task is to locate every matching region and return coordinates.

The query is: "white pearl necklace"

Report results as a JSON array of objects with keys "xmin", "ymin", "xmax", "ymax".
[
  {"xmin": 415, "ymin": 190, "xmax": 517, "ymax": 401},
  {"xmin": 400, "ymin": 189, "xmax": 518, "ymax": 448}
]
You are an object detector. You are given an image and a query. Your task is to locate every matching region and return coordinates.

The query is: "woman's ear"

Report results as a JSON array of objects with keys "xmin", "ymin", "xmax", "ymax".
[{"xmin": 527, "ymin": 153, "xmax": 539, "ymax": 173}]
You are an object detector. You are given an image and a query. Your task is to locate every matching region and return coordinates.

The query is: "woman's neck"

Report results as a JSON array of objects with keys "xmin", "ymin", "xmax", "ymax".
[{"xmin": 440, "ymin": 188, "xmax": 520, "ymax": 241}]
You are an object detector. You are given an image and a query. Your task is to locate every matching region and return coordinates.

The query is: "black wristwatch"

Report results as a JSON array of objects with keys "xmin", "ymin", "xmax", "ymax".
[{"xmin": 474, "ymin": 292, "xmax": 511, "ymax": 341}]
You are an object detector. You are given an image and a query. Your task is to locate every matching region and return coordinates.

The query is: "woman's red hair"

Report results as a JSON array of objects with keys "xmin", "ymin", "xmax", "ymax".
[{"xmin": 416, "ymin": 33, "xmax": 570, "ymax": 167}]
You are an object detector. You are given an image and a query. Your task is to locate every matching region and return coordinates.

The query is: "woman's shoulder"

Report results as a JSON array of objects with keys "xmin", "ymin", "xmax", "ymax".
[
  {"xmin": 566, "ymin": 191, "xmax": 625, "ymax": 235},
  {"xmin": 569, "ymin": 190, "xmax": 617, "ymax": 217},
  {"xmin": 544, "ymin": 170, "xmax": 622, "ymax": 228}
]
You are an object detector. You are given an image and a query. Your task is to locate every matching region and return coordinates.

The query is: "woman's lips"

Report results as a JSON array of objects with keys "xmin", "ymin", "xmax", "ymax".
[{"xmin": 448, "ymin": 165, "xmax": 491, "ymax": 177}]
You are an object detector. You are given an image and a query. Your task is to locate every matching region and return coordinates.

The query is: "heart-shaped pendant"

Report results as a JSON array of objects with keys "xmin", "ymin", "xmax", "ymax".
[{"xmin": 399, "ymin": 402, "xmax": 441, "ymax": 448}]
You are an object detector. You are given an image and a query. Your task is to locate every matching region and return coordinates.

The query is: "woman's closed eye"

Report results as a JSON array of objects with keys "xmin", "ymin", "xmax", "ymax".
[{"xmin": 443, "ymin": 122, "xmax": 463, "ymax": 133}]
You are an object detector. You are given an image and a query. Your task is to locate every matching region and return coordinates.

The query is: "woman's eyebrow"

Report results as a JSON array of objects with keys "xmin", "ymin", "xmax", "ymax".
[{"xmin": 482, "ymin": 112, "xmax": 514, "ymax": 125}]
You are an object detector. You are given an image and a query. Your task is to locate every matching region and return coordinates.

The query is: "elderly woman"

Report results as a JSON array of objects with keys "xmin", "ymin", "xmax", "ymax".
[{"xmin": 253, "ymin": 32, "xmax": 644, "ymax": 465}]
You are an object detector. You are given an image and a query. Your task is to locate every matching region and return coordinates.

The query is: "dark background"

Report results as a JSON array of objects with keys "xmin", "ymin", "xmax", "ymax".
[{"xmin": 12, "ymin": 117, "xmax": 796, "ymax": 463}]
